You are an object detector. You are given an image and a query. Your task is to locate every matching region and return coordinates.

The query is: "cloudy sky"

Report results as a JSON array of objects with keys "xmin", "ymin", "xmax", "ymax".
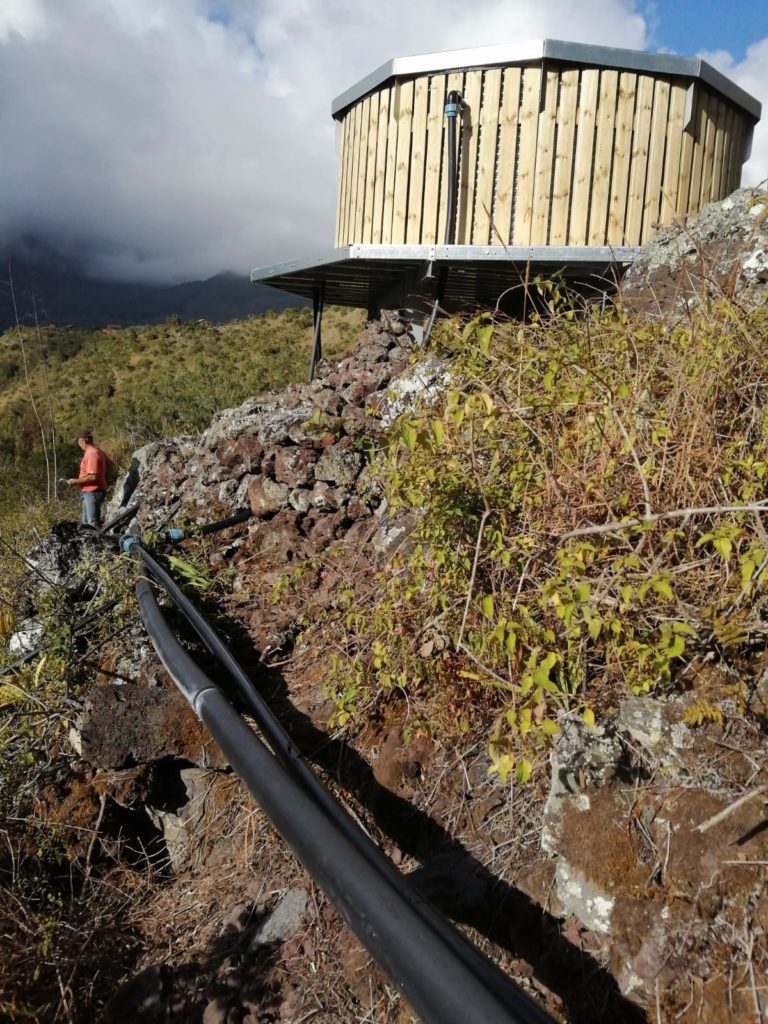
[{"xmin": 1, "ymin": 0, "xmax": 766, "ymax": 283}]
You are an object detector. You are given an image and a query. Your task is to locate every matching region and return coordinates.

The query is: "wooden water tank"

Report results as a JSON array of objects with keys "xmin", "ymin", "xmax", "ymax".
[{"xmin": 332, "ymin": 40, "xmax": 761, "ymax": 250}]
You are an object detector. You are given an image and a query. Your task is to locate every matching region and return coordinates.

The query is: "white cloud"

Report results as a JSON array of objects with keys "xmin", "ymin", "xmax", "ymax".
[
  {"xmin": 0, "ymin": 0, "xmax": 48, "ymax": 43},
  {"xmin": 0, "ymin": 1, "xmax": 763, "ymax": 284}
]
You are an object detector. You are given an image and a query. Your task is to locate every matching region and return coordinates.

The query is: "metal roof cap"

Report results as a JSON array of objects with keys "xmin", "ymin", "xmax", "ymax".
[{"xmin": 331, "ymin": 38, "xmax": 761, "ymax": 122}]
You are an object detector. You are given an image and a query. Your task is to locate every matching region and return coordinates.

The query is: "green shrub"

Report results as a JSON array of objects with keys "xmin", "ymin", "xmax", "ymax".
[{"xmin": 322, "ymin": 295, "xmax": 768, "ymax": 783}]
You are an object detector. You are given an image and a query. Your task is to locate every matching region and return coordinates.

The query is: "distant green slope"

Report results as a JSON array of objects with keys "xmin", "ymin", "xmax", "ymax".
[{"xmin": 0, "ymin": 306, "xmax": 364, "ymax": 520}]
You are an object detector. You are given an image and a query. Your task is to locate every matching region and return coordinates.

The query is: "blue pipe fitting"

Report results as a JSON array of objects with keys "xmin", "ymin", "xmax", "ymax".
[
  {"xmin": 164, "ymin": 528, "xmax": 187, "ymax": 544},
  {"xmin": 120, "ymin": 535, "xmax": 137, "ymax": 554}
]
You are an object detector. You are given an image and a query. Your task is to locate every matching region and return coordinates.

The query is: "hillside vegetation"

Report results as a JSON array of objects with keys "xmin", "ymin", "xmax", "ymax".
[
  {"xmin": 0, "ymin": 305, "xmax": 363, "ymax": 524},
  {"xmin": 321, "ymin": 295, "xmax": 768, "ymax": 780},
  {"xmin": 2, "ymin": 185, "xmax": 768, "ymax": 1022}
]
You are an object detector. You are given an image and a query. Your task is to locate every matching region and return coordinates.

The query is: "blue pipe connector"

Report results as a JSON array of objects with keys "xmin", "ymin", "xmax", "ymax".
[{"xmin": 163, "ymin": 528, "xmax": 187, "ymax": 544}]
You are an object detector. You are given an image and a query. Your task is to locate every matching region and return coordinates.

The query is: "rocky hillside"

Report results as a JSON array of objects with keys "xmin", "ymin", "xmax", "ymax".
[
  {"xmin": 2, "ymin": 189, "xmax": 768, "ymax": 1024},
  {"xmin": 0, "ymin": 304, "xmax": 363, "ymax": 523}
]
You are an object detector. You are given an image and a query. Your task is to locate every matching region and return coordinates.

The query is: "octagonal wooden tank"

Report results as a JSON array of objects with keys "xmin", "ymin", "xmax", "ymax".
[{"xmin": 332, "ymin": 39, "xmax": 761, "ymax": 251}]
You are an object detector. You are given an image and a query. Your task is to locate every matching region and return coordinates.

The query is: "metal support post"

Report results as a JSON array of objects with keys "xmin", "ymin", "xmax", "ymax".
[{"xmin": 309, "ymin": 286, "xmax": 325, "ymax": 381}]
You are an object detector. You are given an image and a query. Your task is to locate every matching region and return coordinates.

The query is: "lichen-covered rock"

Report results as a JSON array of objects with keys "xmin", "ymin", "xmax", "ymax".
[
  {"xmin": 273, "ymin": 446, "xmax": 317, "ymax": 487},
  {"xmin": 621, "ymin": 188, "xmax": 768, "ymax": 317},
  {"xmin": 314, "ymin": 445, "xmax": 362, "ymax": 486},
  {"xmin": 247, "ymin": 887, "xmax": 309, "ymax": 950},
  {"xmin": 543, "ymin": 698, "xmax": 768, "ymax": 1018}
]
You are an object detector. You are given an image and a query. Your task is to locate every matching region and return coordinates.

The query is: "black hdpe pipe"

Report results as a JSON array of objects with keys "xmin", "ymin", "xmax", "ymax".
[
  {"xmin": 136, "ymin": 578, "xmax": 551, "ymax": 1024},
  {"xmin": 161, "ymin": 507, "xmax": 253, "ymax": 545},
  {"xmin": 444, "ymin": 90, "xmax": 463, "ymax": 246},
  {"xmin": 101, "ymin": 502, "xmax": 141, "ymax": 535},
  {"xmin": 129, "ymin": 540, "xmax": 552, "ymax": 1020}
]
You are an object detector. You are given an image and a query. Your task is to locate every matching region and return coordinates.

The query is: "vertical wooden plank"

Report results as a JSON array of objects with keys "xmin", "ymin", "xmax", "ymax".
[
  {"xmin": 641, "ymin": 78, "xmax": 670, "ymax": 242},
  {"xmin": 362, "ymin": 94, "xmax": 381, "ymax": 243},
  {"xmin": 720, "ymin": 104, "xmax": 737, "ymax": 199},
  {"xmin": 346, "ymin": 102, "xmax": 363, "ymax": 245},
  {"xmin": 686, "ymin": 89, "xmax": 710, "ymax": 215},
  {"xmin": 698, "ymin": 95, "xmax": 719, "ymax": 209},
  {"xmin": 406, "ymin": 77, "xmax": 429, "ymax": 243},
  {"xmin": 676, "ymin": 88, "xmax": 697, "ymax": 217},
  {"xmin": 381, "ymin": 82, "xmax": 401, "ymax": 244},
  {"xmin": 530, "ymin": 69, "xmax": 559, "ymax": 245},
  {"xmin": 511, "ymin": 65, "xmax": 543, "ymax": 245},
  {"xmin": 437, "ymin": 71, "xmax": 465, "ymax": 244},
  {"xmin": 709, "ymin": 97, "xmax": 727, "ymax": 203},
  {"xmin": 473, "ymin": 67, "xmax": 502, "ymax": 244},
  {"xmin": 335, "ymin": 113, "xmax": 350, "ymax": 246},
  {"xmin": 333, "ymin": 117, "xmax": 341, "ymax": 246},
  {"xmin": 421, "ymin": 74, "xmax": 447, "ymax": 244},
  {"xmin": 391, "ymin": 80, "xmax": 414, "ymax": 245},
  {"xmin": 493, "ymin": 66, "xmax": 521, "ymax": 245},
  {"xmin": 722, "ymin": 107, "xmax": 741, "ymax": 196},
  {"xmin": 456, "ymin": 70, "xmax": 482, "ymax": 244},
  {"xmin": 659, "ymin": 81, "xmax": 686, "ymax": 225},
  {"xmin": 342, "ymin": 112, "xmax": 355, "ymax": 244},
  {"xmin": 587, "ymin": 68, "xmax": 618, "ymax": 245},
  {"xmin": 606, "ymin": 71, "xmax": 637, "ymax": 245},
  {"xmin": 549, "ymin": 68, "xmax": 578, "ymax": 245},
  {"xmin": 371, "ymin": 88, "xmax": 391, "ymax": 244},
  {"xmin": 726, "ymin": 112, "xmax": 745, "ymax": 194},
  {"xmin": 624, "ymin": 74, "xmax": 654, "ymax": 245},
  {"xmin": 353, "ymin": 96, "xmax": 372, "ymax": 242},
  {"xmin": 569, "ymin": 69, "xmax": 599, "ymax": 246}
]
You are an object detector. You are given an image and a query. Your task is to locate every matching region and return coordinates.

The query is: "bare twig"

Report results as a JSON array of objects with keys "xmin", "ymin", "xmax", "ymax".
[
  {"xmin": 694, "ymin": 785, "xmax": 767, "ymax": 834},
  {"xmin": 32, "ymin": 296, "xmax": 58, "ymax": 498},
  {"xmin": 457, "ymin": 642, "xmax": 515, "ymax": 691},
  {"xmin": 612, "ymin": 409, "xmax": 652, "ymax": 518},
  {"xmin": 84, "ymin": 792, "xmax": 108, "ymax": 883},
  {"xmin": 457, "ymin": 509, "xmax": 490, "ymax": 649},
  {"xmin": 8, "ymin": 265, "xmax": 53, "ymax": 500},
  {"xmin": 561, "ymin": 501, "xmax": 768, "ymax": 542}
]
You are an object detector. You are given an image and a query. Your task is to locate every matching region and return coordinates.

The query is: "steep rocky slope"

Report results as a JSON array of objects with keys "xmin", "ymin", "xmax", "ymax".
[{"xmin": 3, "ymin": 188, "xmax": 768, "ymax": 1024}]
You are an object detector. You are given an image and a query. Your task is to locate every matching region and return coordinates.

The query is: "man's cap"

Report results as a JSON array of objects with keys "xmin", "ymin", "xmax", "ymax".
[{"xmin": 74, "ymin": 428, "xmax": 93, "ymax": 442}]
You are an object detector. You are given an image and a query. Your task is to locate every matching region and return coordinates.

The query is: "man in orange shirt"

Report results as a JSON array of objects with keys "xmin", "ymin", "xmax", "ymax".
[{"xmin": 67, "ymin": 429, "xmax": 110, "ymax": 528}]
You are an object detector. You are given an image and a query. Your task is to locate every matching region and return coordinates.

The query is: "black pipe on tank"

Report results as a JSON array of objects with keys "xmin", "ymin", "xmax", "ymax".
[{"xmin": 444, "ymin": 90, "xmax": 464, "ymax": 245}]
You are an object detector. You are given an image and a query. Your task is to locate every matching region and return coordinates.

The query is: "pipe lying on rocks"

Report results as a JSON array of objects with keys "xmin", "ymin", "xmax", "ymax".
[{"xmin": 136, "ymin": 576, "xmax": 553, "ymax": 1024}]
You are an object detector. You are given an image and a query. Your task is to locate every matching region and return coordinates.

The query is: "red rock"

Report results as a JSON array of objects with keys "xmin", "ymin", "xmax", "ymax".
[
  {"xmin": 247, "ymin": 476, "xmax": 288, "ymax": 517},
  {"xmin": 274, "ymin": 446, "xmax": 318, "ymax": 487}
]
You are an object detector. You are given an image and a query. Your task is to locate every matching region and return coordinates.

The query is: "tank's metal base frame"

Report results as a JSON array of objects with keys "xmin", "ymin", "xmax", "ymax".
[{"xmin": 252, "ymin": 243, "xmax": 638, "ymax": 378}]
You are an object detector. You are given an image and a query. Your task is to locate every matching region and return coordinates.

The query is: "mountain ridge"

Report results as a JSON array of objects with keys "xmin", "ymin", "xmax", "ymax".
[{"xmin": 0, "ymin": 256, "xmax": 306, "ymax": 330}]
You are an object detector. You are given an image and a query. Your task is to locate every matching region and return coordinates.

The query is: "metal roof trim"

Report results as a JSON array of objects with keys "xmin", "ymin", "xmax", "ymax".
[{"xmin": 331, "ymin": 38, "xmax": 761, "ymax": 121}]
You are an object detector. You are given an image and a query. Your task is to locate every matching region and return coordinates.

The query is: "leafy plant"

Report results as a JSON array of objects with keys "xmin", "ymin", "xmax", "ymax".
[{"xmin": 321, "ymin": 295, "xmax": 768, "ymax": 782}]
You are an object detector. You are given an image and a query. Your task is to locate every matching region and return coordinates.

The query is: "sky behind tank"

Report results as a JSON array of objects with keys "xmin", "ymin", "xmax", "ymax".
[
  {"xmin": 647, "ymin": 0, "xmax": 766, "ymax": 62},
  {"xmin": 0, "ymin": 0, "xmax": 765, "ymax": 285}
]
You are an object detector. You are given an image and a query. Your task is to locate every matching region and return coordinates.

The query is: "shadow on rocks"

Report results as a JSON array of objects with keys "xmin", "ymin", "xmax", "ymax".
[
  {"xmin": 104, "ymin": 904, "xmax": 283, "ymax": 1024},
  {"xmin": 167, "ymin": 605, "xmax": 647, "ymax": 1024}
]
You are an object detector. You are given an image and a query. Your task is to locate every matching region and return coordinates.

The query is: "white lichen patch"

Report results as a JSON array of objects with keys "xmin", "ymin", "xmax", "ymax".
[{"xmin": 554, "ymin": 861, "xmax": 614, "ymax": 934}]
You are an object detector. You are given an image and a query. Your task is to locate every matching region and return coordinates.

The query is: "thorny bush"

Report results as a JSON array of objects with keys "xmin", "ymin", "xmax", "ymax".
[{"xmin": 323, "ymin": 289, "xmax": 768, "ymax": 784}]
